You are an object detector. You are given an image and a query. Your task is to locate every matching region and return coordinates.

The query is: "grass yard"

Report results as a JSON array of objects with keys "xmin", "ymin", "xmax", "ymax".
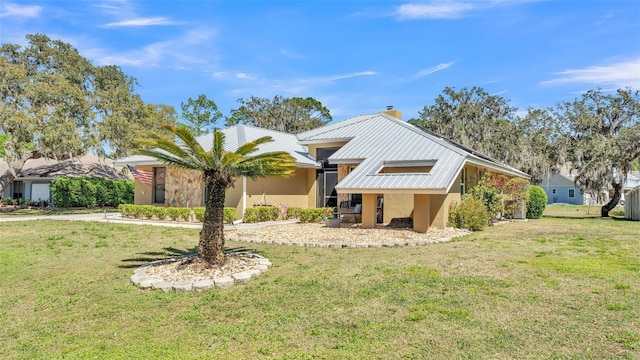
[
  {"xmin": 543, "ymin": 203, "xmax": 625, "ymax": 218},
  {"xmin": 1, "ymin": 218, "xmax": 639, "ymax": 359},
  {"xmin": 0, "ymin": 207, "xmax": 118, "ymax": 217}
]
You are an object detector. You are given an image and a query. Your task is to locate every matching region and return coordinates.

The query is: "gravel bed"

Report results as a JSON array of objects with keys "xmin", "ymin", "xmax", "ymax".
[{"xmin": 226, "ymin": 222, "xmax": 471, "ymax": 247}]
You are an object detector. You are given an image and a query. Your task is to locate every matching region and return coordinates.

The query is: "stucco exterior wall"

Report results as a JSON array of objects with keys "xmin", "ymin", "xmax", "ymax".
[
  {"xmin": 165, "ymin": 167, "xmax": 204, "ymax": 208},
  {"xmin": 383, "ymin": 194, "xmax": 414, "ymax": 223},
  {"xmin": 134, "ymin": 165, "xmax": 153, "ymax": 205},
  {"xmin": 245, "ymin": 168, "xmax": 313, "ymax": 208}
]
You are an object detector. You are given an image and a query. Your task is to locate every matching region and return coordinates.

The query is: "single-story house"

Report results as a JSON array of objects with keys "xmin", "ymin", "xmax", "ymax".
[
  {"xmin": 1, "ymin": 154, "xmax": 129, "ymax": 204},
  {"xmin": 114, "ymin": 124, "xmax": 321, "ymax": 219},
  {"xmin": 540, "ymin": 173, "xmax": 584, "ymax": 205},
  {"xmin": 297, "ymin": 108, "xmax": 530, "ymax": 232},
  {"xmin": 116, "ymin": 108, "xmax": 530, "ymax": 232}
]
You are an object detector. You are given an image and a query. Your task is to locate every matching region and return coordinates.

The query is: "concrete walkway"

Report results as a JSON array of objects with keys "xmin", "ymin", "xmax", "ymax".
[{"xmin": 0, "ymin": 212, "xmax": 300, "ymax": 230}]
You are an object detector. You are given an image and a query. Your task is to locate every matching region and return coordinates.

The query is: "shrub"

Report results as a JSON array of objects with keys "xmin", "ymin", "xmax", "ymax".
[
  {"xmin": 449, "ymin": 197, "xmax": 489, "ymax": 231},
  {"xmin": 286, "ymin": 207, "xmax": 302, "ymax": 220},
  {"xmin": 298, "ymin": 207, "xmax": 333, "ymax": 223},
  {"xmin": 466, "ymin": 183, "xmax": 501, "ymax": 225},
  {"xmin": 224, "ymin": 208, "xmax": 237, "ymax": 223},
  {"xmin": 152, "ymin": 207, "xmax": 167, "ymax": 220},
  {"xmin": 51, "ymin": 177, "xmax": 134, "ymax": 208},
  {"xmin": 165, "ymin": 207, "xmax": 181, "ymax": 221},
  {"xmin": 502, "ymin": 178, "xmax": 531, "ymax": 218},
  {"xmin": 139, "ymin": 205, "xmax": 155, "ymax": 219},
  {"xmin": 527, "ymin": 185, "xmax": 547, "ymax": 219},
  {"xmin": 244, "ymin": 207, "xmax": 279, "ymax": 223}
]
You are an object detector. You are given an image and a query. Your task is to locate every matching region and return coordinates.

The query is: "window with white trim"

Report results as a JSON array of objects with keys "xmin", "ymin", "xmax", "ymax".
[{"xmin": 460, "ymin": 168, "xmax": 466, "ymax": 195}]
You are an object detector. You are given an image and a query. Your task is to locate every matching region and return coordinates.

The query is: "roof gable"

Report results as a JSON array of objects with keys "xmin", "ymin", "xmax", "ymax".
[
  {"xmin": 116, "ymin": 124, "xmax": 320, "ymax": 169},
  {"xmin": 299, "ymin": 113, "xmax": 529, "ymax": 193}
]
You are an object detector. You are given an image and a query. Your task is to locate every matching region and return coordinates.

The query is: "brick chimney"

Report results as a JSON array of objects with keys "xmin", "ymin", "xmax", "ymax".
[{"xmin": 381, "ymin": 105, "xmax": 402, "ymax": 120}]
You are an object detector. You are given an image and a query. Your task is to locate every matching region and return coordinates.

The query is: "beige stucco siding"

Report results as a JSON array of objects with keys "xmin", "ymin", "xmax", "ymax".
[
  {"xmin": 245, "ymin": 168, "xmax": 313, "ymax": 208},
  {"xmin": 133, "ymin": 165, "xmax": 154, "ymax": 205},
  {"xmin": 383, "ymin": 194, "xmax": 414, "ymax": 223}
]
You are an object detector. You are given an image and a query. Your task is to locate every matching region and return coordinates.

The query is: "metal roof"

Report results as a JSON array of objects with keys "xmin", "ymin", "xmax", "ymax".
[
  {"xmin": 298, "ymin": 113, "xmax": 530, "ymax": 193},
  {"xmin": 115, "ymin": 124, "xmax": 320, "ymax": 169}
]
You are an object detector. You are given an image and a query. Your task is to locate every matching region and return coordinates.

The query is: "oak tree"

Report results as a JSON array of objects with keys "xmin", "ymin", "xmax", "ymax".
[
  {"xmin": 225, "ymin": 95, "xmax": 332, "ymax": 134},
  {"xmin": 0, "ymin": 34, "xmax": 174, "ymax": 193}
]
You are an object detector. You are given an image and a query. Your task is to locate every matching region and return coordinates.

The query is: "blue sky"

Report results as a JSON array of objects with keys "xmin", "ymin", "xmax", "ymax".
[{"xmin": 2, "ymin": 0, "xmax": 639, "ymax": 123}]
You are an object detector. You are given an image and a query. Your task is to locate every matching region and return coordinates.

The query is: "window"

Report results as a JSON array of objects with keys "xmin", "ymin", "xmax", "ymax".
[
  {"xmin": 568, "ymin": 189, "xmax": 575, "ymax": 198},
  {"xmin": 460, "ymin": 168, "xmax": 466, "ymax": 195},
  {"xmin": 12, "ymin": 181, "xmax": 23, "ymax": 200},
  {"xmin": 154, "ymin": 167, "xmax": 165, "ymax": 204}
]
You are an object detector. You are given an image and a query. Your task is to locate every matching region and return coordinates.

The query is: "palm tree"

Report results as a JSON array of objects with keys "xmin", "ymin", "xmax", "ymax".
[{"xmin": 138, "ymin": 125, "xmax": 296, "ymax": 266}]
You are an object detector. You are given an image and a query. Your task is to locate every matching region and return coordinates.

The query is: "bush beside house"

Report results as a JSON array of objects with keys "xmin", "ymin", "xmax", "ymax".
[
  {"xmin": 526, "ymin": 186, "xmax": 547, "ymax": 219},
  {"xmin": 118, "ymin": 204, "xmax": 332, "ymax": 224},
  {"xmin": 51, "ymin": 178, "xmax": 134, "ymax": 207}
]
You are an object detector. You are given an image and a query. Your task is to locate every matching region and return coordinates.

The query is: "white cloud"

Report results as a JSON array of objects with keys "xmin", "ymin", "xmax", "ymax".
[
  {"xmin": 394, "ymin": 0, "xmax": 539, "ymax": 20},
  {"xmin": 540, "ymin": 58, "xmax": 640, "ymax": 89},
  {"xmin": 324, "ymin": 71, "xmax": 377, "ymax": 82},
  {"xmin": 0, "ymin": 3, "xmax": 42, "ymax": 18},
  {"xmin": 104, "ymin": 16, "xmax": 178, "ymax": 27},
  {"xmin": 85, "ymin": 27, "xmax": 216, "ymax": 68},
  {"xmin": 414, "ymin": 61, "xmax": 454, "ymax": 79},
  {"xmin": 395, "ymin": 2, "xmax": 475, "ymax": 20},
  {"xmin": 236, "ymin": 73, "xmax": 256, "ymax": 80}
]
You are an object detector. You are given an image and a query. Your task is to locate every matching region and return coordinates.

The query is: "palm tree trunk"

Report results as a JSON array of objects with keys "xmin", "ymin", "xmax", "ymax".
[{"xmin": 199, "ymin": 172, "xmax": 228, "ymax": 266}]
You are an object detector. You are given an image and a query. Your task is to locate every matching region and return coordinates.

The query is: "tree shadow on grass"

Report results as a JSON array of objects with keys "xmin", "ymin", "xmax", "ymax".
[
  {"xmin": 118, "ymin": 246, "xmax": 197, "ymax": 268},
  {"xmin": 119, "ymin": 246, "xmax": 264, "ymax": 268}
]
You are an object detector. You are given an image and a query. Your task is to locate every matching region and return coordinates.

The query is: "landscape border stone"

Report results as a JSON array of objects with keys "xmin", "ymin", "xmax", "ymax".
[{"xmin": 131, "ymin": 252, "xmax": 272, "ymax": 292}]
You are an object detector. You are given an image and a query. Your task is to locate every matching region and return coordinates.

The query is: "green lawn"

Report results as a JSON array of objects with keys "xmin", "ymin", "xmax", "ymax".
[
  {"xmin": 1, "ymin": 218, "xmax": 639, "ymax": 359},
  {"xmin": 0, "ymin": 207, "xmax": 118, "ymax": 217},
  {"xmin": 543, "ymin": 203, "xmax": 625, "ymax": 218}
]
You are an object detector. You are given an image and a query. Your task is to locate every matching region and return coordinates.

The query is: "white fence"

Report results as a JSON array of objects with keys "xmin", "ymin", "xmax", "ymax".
[{"xmin": 624, "ymin": 186, "xmax": 640, "ymax": 221}]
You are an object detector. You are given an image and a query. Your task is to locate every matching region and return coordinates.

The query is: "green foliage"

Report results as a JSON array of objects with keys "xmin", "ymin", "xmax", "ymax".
[
  {"xmin": 226, "ymin": 95, "xmax": 332, "ymax": 134},
  {"xmin": 180, "ymin": 94, "xmax": 222, "ymax": 136},
  {"xmin": 0, "ymin": 133, "xmax": 6, "ymax": 157},
  {"xmin": 410, "ymin": 86, "xmax": 520, "ymax": 166},
  {"xmin": 466, "ymin": 179, "xmax": 501, "ymax": 224},
  {"xmin": 286, "ymin": 207, "xmax": 303, "ymax": 220},
  {"xmin": 119, "ymin": 205, "xmax": 237, "ymax": 223},
  {"xmin": 527, "ymin": 186, "xmax": 547, "ymax": 219},
  {"xmin": 298, "ymin": 208, "xmax": 333, "ymax": 223},
  {"xmin": 449, "ymin": 197, "xmax": 489, "ymax": 231},
  {"xmin": 244, "ymin": 207, "xmax": 279, "ymax": 223},
  {"xmin": 224, "ymin": 208, "xmax": 237, "ymax": 224},
  {"xmin": 502, "ymin": 178, "xmax": 531, "ymax": 218},
  {"xmin": 51, "ymin": 178, "xmax": 133, "ymax": 208}
]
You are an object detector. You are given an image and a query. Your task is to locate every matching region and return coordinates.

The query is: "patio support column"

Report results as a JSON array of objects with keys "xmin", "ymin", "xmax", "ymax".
[
  {"xmin": 413, "ymin": 194, "xmax": 430, "ymax": 233},
  {"xmin": 361, "ymin": 193, "xmax": 377, "ymax": 229}
]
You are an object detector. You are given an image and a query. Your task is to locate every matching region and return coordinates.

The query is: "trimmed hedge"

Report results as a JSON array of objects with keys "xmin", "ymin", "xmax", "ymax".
[
  {"xmin": 526, "ymin": 185, "xmax": 547, "ymax": 219},
  {"xmin": 51, "ymin": 177, "xmax": 134, "ymax": 207},
  {"xmin": 117, "ymin": 204, "xmax": 332, "ymax": 224},
  {"xmin": 118, "ymin": 204, "xmax": 237, "ymax": 223},
  {"xmin": 298, "ymin": 207, "xmax": 333, "ymax": 223}
]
